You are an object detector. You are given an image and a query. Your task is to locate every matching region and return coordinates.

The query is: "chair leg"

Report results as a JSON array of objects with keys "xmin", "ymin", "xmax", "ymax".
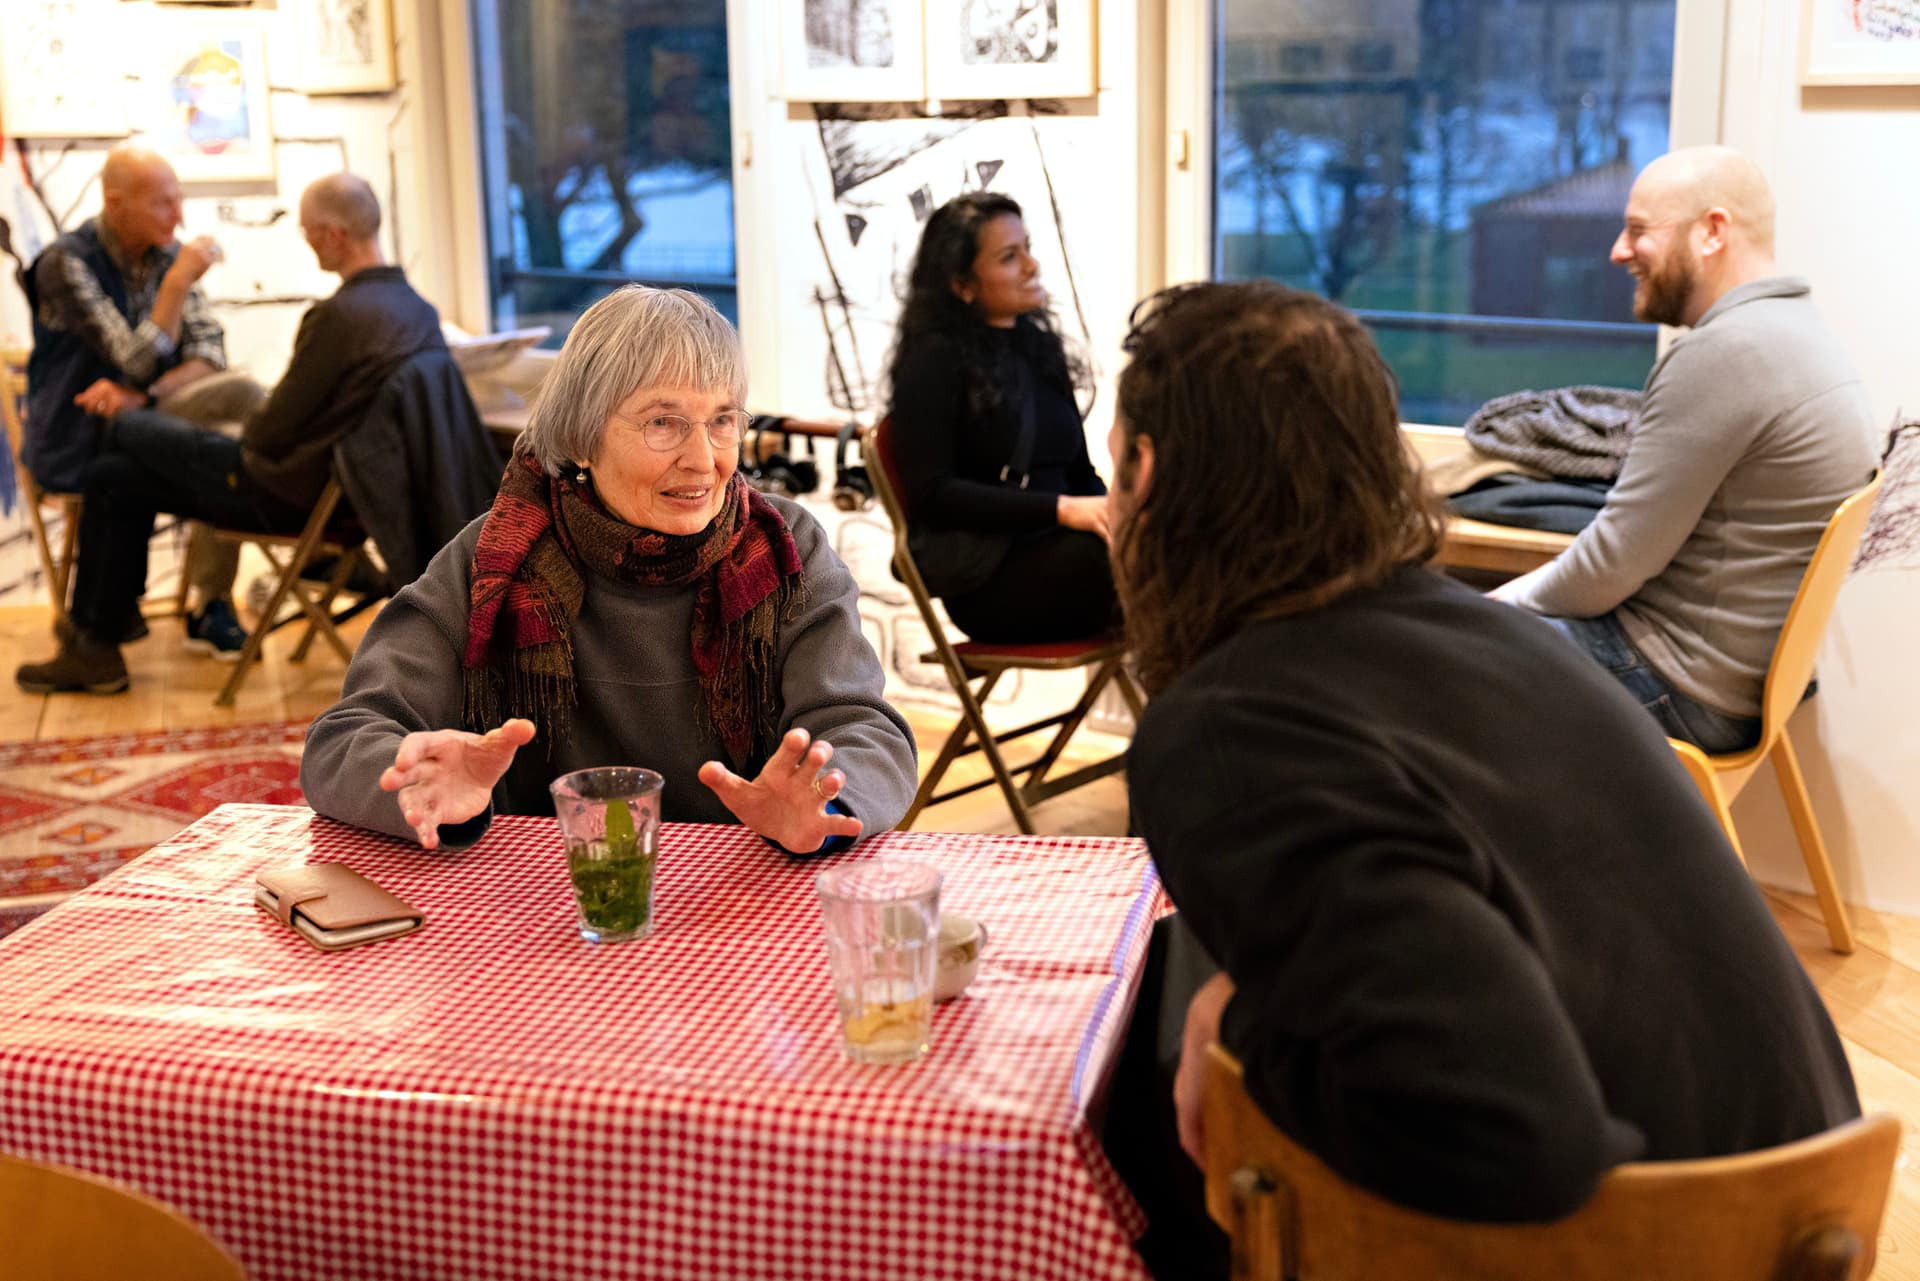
[
  {"xmin": 26, "ymin": 502, "xmax": 70, "ymax": 627},
  {"xmin": 289, "ymin": 546, "xmax": 362, "ymax": 664},
  {"xmin": 172, "ymin": 523, "xmax": 200, "ymax": 620},
  {"xmin": 1674, "ymin": 743, "xmax": 1746, "ymax": 866},
  {"xmin": 944, "ymin": 661, "xmax": 1036, "ymax": 834},
  {"xmin": 215, "ymin": 539, "xmax": 298, "ymax": 708},
  {"xmin": 1019, "ymin": 658, "xmax": 1118, "ymax": 798},
  {"xmin": 1771, "ymin": 731, "xmax": 1854, "ymax": 955},
  {"xmin": 901, "ymin": 676, "xmax": 996, "ymax": 830}
]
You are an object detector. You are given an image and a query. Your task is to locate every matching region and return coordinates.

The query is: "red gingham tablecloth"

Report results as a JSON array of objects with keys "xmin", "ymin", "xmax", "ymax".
[{"xmin": 0, "ymin": 804, "xmax": 1162, "ymax": 1281}]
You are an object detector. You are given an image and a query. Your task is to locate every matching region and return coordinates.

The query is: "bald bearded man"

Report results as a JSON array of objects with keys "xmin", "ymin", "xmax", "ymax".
[{"xmin": 1491, "ymin": 146, "xmax": 1878, "ymax": 752}]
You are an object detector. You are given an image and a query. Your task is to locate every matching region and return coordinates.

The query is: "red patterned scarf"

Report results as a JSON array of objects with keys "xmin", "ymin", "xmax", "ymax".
[{"xmin": 463, "ymin": 454, "xmax": 805, "ymax": 767}]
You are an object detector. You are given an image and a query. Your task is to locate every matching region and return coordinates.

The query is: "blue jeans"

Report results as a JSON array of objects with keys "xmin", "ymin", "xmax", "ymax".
[{"xmin": 1541, "ymin": 613, "xmax": 1762, "ymax": 754}]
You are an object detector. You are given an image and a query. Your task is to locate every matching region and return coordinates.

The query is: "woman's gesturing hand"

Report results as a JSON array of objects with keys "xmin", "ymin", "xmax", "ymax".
[
  {"xmin": 379, "ymin": 718, "xmax": 537, "ymax": 849},
  {"xmin": 699, "ymin": 727, "xmax": 864, "ymax": 853},
  {"xmin": 1057, "ymin": 493, "xmax": 1112, "ymax": 543}
]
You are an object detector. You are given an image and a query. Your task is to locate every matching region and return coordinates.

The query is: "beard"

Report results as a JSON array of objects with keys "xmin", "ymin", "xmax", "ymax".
[{"xmin": 1632, "ymin": 246, "xmax": 1698, "ymax": 326}]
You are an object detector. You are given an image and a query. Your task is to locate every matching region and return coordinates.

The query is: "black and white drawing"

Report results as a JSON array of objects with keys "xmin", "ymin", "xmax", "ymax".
[
  {"xmin": 783, "ymin": 0, "xmax": 925, "ymax": 102},
  {"xmin": 925, "ymin": 0, "xmax": 1094, "ymax": 99},
  {"xmin": 959, "ymin": 0, "xmax": 1059, "ymax": 65},
  {"xmin": 296, "ymin": 0, "xmax": 396, "ymax": 95},
  {"xmin": 1853, "ymin": 422, "xmax": 1920, "ymax": 576}
]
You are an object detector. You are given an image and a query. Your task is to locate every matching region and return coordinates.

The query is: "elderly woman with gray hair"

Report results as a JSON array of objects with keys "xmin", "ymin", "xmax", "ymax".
[{"xmin": 302, "ymin": 286, "xmax": 917, "ymax": 854}]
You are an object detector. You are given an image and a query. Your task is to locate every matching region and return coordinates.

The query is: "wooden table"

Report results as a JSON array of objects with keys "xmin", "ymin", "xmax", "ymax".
[
  {"xmin": 0, "ymin": 805, "xmax": 1161, "ymax": 1281},
  {"xmin": 1403, "ymin": 425, "xmax": 1575, "ymax": 576}
]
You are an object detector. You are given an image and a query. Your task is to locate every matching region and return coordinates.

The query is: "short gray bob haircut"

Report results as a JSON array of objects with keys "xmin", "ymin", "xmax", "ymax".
[{"xmin": 520, "ymin": 285, "xmax": 748, "ymax": 475}]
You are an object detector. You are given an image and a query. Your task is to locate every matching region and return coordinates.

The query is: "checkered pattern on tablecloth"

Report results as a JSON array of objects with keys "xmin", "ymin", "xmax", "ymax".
[{"xmin": 0, "ymin": 804, "xmax": 1162, "ymax": 1281}]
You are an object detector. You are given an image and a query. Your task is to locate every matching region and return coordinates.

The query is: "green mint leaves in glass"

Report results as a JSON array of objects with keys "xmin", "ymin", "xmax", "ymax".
[{"xmin": 550, "ymin": 767, "xmax": 664, "ymax": 943}]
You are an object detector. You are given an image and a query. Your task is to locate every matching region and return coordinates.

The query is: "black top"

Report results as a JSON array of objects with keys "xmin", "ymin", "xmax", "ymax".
[
  {"xmin": 241, "ymin": 265, "xmax": 445, "ymax": 509},
  {"xmin": 888, "ymin": 325, "xmax": 1103, "ymax": 533},
  {"xmin": 1130, "ymin": 566, "xmax": 1859, "ymax": 1223}
]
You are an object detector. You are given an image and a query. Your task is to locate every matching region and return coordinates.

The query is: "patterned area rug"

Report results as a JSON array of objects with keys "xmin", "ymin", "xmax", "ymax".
[{"xmin": 0, "ymin": 721, "xmax": 309, "ymax": 937}]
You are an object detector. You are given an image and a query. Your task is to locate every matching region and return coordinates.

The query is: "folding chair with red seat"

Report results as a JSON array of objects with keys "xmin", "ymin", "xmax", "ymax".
[{"xmin": 864, "ymin": 416, "xmax": 1145, "ymax": 834}]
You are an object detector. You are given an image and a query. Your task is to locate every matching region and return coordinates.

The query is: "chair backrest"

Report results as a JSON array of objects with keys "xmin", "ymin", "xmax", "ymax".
[
  {"xmin": 0, "ymin": 1150, "xmax": 247, "ymax": 1280},
  {"xmin": 862, "ymin": 415, "xmax": 945, "ymax": 615},
  {"xmin": 333, "ymin": 345, "xmax": 502, "ymax": 587},
  {"xmin": 1757, "ymin": 473, "xmax": 1884, "ymax": 742},
  {"xmin": 1202, "ymin": 1044, "xmax": 1899, "ymax": 1281}
]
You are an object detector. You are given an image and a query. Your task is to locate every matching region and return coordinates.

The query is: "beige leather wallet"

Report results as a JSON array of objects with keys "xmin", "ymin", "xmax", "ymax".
[{"xmin": 255, "ymin": 863, "xmax": 425, "ymax": 952}]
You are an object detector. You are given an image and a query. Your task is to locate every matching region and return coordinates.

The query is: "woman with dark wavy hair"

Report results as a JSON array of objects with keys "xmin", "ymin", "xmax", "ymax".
[{"xmin": 885, "ymin": 191, "xmax": 1116, "ymax": 642}]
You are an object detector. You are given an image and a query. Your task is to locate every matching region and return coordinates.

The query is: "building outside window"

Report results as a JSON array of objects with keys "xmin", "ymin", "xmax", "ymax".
[
  {"xmin": 470, "ymin": 0, "xmax": 736, "ymax": 344},
  {"xmin": 1213, "ymin": 0, "xmax": 1677, "ymax": 424}
]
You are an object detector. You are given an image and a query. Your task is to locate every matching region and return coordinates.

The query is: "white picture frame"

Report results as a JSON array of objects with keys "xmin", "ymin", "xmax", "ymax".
[
  {"xmin": 1800, "ymin": 0, "xmax": 1920, "ymax": 86},
  {"xmin": 295, "ymin": 0, "xmax": 398, "ymax": 96},
  {"xmin": 0, "ymin": 2, "xmax": 129, "ymax": 139},
  {"xmin": 783, "ymin": 0, "xmax": 926, "ymax": 103},
  {"xmin": 924, "ymin": 0, "xmax": 1097, "ymax": 101},
  {"xmin": 146, "ymin": 10, "xmax": 275, "ymax": 183}
]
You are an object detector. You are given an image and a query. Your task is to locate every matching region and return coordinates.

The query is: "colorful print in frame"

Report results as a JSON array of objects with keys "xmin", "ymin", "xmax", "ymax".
[{"xmin": 148, "ymin": 10, "xmax": 275, "ymax": 183}]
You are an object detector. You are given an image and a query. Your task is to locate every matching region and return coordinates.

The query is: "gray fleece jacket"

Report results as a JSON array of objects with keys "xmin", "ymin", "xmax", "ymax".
[
  {"xmin": 301, "ymin": 495, "xmax": 918, "ymax": 850},
  {"xmin": 1507, "ymin": 277, "xmax": 1878, "ymax": 717}
]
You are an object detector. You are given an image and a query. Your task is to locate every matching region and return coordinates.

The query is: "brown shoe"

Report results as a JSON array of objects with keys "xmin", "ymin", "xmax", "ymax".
[{"xmin": 15, "ymin": 637, "xmax": 129, "ymax": 695}]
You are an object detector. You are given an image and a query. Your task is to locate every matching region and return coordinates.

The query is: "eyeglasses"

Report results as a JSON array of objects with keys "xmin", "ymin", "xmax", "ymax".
[{"xmin": 614, "ymin": 410, "xmax": 752, "ymax": 453}]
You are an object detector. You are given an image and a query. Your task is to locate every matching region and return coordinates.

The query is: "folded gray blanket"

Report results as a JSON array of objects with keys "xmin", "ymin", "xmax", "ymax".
[{"xmin": 1463, "ymin": 385, "xmax": 1643, "ymax": 481}]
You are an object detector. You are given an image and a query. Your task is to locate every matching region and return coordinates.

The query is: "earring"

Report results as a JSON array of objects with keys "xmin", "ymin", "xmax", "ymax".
[{"xmin": 573, "ymin": 464, "xmax": 589, "ymax": 485}]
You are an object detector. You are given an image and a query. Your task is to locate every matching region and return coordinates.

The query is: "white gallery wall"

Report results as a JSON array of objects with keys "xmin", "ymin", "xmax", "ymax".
[
  {"xmin": 0, "ymin": 0, "xmax": 465, "ymax": 608},
  {"xmin": 1710, "ymin": 0, "xmax": 1920, "ymax": 911}
]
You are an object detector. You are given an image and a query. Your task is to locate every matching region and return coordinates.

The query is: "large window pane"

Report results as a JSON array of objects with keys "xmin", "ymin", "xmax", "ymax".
[
  {"xmin": 1213, "ymin": 0, "xmax": 1675, "ymax": 424},
  {"xmin": 472, "ymin": 0, "xmax": 736, "ymax": 343}
]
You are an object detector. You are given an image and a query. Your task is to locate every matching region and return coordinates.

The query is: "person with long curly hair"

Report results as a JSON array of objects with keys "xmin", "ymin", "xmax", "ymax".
[{"xmin": 885, "ymin": 191, "xmax": 1115, "ymax": 643}]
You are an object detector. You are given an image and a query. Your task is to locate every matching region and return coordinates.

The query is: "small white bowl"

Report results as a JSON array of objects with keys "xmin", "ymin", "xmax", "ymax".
[{"xmin": 935, "ymin": 914, "xmax": 988, "ymax": 1002}]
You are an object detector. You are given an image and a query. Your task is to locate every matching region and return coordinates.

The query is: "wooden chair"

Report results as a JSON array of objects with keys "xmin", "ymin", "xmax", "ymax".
[
  {"xmin": 865, "ymin": 417, "xmax": 1145, "ymax": 834},
  {"xmin": 206, "ymin": 478, "xmax": 368, "ymax": 707},
  {"xmin": 1201, "ymin": 1043, "xmax": 1900, "ymax": 1281},
  {"xmin": 1668, "ymin": 473, "xmax": 1884, "ymax": 955},
  {"xmin": 0, "ymin": 1149, "xmax": 246, "ymax": 1279},
  {"xmin": 2, "ymin": 346, "xmax": 82, "ymax": 627}
]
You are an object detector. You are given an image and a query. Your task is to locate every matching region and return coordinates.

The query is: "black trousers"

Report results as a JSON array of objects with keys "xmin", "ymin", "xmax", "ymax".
[
  {"xmin": 941, "ymin": 526, "xmax": 1118, "ymax": 643},
  {"xmin": 70, "ymin": 410, "xmax": 307, "ymax": 642}
]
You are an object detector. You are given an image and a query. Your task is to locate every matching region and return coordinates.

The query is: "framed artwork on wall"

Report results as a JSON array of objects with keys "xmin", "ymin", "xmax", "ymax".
[
  {"xmin": 1800, "ymin": 0, "xmax": 1920, "ymax": 86},
  {"xmin": 146, "ymin": 10, "xmax": 274, "ymax": 182},
  {"xmin": 0, "ymin": 1, "xmax": 129, "ymax": 138},
  {"xmin": 924, "ymin": 0, "xmax": 1097, "ymax": 101},
  {"xmin": 782, "ymin": 0, "xmax": 926, "ymax": 103},
  {"xmin": 294, "ymin": 0, "xmax": 398, "ymax": 95}
]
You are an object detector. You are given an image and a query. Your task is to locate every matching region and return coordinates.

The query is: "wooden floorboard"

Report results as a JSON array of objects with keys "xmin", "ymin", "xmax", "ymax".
[{"xmin": 2, "ymin": 600, "xmax": 1916, "ymax": 1272}]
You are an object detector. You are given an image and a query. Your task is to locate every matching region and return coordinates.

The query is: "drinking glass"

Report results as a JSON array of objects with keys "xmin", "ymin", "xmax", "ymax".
[
  {"xmin": 550, "ymin": 767, "xmax": 664, "ymax": 942},
  {"xmin": 815, "ymin": 859, "xmax": 942, "ymax": 1064}
]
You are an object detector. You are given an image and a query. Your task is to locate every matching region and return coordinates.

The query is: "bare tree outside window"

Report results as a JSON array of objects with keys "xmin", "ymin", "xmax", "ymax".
[
  {"xmin": 1214, "ymin": 0, "xmax": 1675, "ymax": 424},
  {"xmin": 475, "ymin": 0, "xmax": 736, "ymax": 338}
]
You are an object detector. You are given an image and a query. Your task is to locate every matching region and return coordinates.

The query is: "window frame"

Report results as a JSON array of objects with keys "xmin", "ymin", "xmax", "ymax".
[{"xmin": 1160, "ymin": 0, "xmax": 1731, "ymax": 427}]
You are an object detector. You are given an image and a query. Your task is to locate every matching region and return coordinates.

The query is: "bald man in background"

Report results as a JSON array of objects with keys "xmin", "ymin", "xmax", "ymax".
[
  {"xmin": 17, "ymin": 173, "xmax": 445, "ymax": 695},
  {"xmin": 22, "ymin": 146, "xmax": 265, "ymax": 650},
  {"xmin": 1492, "ymin": 146, "xmax": 1878, "ymax": 753}
]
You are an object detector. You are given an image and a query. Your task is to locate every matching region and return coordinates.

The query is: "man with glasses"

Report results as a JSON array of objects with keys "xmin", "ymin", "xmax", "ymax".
[
  {"xmin": 18, "ymin": 173, "xmax": 445, "ymax": 695},
  {"xmin": 1489, "ymin": 145, "xmax": 1877, "ymax": 753}
]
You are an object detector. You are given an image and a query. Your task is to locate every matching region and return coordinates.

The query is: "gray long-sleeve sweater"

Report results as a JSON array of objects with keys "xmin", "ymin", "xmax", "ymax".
[
  {"xmin": 301, "ymin": 495, "xmax": 918, "ymax": 849},
  {"xmin": 1506, "ymin": 277, "xmax": 1878, "ymax": 717}
]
